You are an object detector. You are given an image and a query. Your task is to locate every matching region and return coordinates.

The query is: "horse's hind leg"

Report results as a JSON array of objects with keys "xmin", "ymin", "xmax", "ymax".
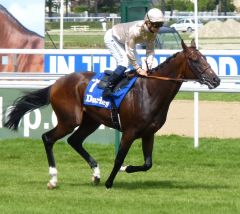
[
  {"xmin": 67, "ymin": 114, "xmax": 101, "ymax": 184},
  {"xmin": 42, "ymin": 125, "xmax": 74, "ymax": 189}
]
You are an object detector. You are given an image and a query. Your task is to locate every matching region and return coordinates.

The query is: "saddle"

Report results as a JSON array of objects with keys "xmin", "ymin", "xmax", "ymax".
[
  {"xmin": 97, "ymin": 70, "xmax": 136, "ymax": 92},
  {"xmin": 84, "ymin": 70, "xmax": 138, "ymax": 130},
  {"xmin": 97, "ymin": 70, "xmax": 136, "ymax": 130}
]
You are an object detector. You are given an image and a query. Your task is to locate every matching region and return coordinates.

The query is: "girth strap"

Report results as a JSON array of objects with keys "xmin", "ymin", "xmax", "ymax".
[{"xmin": 110, "ymin": 98, "xmax": 121, "ymax": 130}]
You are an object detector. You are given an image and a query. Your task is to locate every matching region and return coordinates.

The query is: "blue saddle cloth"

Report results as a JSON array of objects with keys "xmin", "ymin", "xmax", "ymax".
[{"xmin": 84, "ymin": 73, "xmax": 137, "ymax": 109}]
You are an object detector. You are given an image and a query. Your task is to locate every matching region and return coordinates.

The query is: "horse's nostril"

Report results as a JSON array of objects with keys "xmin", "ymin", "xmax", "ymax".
[{"xmin": 213, "ymin": 77, "xmax": 221, "ymax": 85}]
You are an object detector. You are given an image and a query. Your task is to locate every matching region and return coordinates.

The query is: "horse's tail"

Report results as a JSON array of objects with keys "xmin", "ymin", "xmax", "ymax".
[{"xmin": 4, "ymin": 86, "xmax": 51, "ymax": 130}]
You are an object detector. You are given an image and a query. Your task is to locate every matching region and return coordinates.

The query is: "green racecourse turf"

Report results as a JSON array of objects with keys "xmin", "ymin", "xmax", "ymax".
[
  {"xmin": 176, "ymin": 92, "xmax": 240, "ymax": 102},
  {"xmin": 45, "ymin": 34, "xmax": 106, "ymax": 49},
  {"xmin": 0, "ymin": 136, "xmax": 240, "ymax": 213}
]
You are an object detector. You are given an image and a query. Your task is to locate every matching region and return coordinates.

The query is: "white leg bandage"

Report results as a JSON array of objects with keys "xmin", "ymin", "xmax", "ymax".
[
  {"xmin": 120, "ymin": 165, "xmax": 127, "ymax": 172},
  {"xmin": 49, "ymin": 167, "xmax": 58, "ymax": 187},
  {"xmin": 92, "ymin": 165, "xmax": 100, "ymax": 179}
]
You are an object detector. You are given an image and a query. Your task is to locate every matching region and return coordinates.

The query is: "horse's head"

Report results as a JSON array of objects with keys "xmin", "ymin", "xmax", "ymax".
[{"xmin": 182, "ymin": 39, "xmax": 220, "ymax": 89}]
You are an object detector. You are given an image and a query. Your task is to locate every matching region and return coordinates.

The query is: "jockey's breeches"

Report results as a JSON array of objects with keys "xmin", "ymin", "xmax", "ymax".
[{"xmin": 104, "ymin": 29, "xmax": 140, "ymax": 69}]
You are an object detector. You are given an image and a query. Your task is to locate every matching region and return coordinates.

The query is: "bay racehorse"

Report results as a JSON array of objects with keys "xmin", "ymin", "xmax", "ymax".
[
  {"xmin": 0, "ymin": 4, "xmax": 44, "ymax": 72},
  {"xmin": 4, "ymin": 40, "xmax": 220, "ymax": 189}
]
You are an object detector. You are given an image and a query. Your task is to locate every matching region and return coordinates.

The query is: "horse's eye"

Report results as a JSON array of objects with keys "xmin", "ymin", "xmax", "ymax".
[{"xmin": 191, "ymin": 55, "xmax": 198, "ymax": 61}]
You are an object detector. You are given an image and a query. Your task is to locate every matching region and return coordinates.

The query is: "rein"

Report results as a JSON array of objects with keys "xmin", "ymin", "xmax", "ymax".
[
  {"xmin": 145, "ymin": 74, "xmax": 198, "ymax": 83},
  {"xmin": 125, "ymin": 69, "xmax": 199, "ymax": 82}
]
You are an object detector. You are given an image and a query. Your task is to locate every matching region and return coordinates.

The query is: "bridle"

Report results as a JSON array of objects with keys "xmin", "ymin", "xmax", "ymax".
[{"xmin": 145, "ymin": 50, "xmax": 209, "ymax": 84}]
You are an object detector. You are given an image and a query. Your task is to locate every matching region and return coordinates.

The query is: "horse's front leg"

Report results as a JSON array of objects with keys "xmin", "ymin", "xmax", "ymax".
[
  {"xmin": 105, "ymin": 132, "xmax": 134, "ymax": 189},
  {"xmin": 123, "ymin": 134, "xmax": 154, "ymax": 173}
]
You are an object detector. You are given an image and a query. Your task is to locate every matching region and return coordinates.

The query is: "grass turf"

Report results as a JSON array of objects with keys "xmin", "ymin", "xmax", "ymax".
[{"xmin": 0, "ymin": 135, "xmax": 240, "ymax": 214}]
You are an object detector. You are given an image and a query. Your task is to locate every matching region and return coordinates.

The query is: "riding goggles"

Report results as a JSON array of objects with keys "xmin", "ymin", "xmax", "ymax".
[{"xmin": 151, "ymin": 22, "xmax": 163, "ymax": 28}]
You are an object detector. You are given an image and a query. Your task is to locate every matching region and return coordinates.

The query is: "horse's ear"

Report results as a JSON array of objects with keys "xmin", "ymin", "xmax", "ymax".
[
  {"xmin": 191, "ymin": 39, "xmax": 196, "ymax": 48},
  {"xmin": 181, "ymin": 39, "xmax": 187, "ymax": 50}
]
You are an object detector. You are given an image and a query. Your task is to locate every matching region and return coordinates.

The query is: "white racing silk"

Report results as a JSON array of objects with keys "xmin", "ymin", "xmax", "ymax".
[{"xmin": 104, "ymin": 20, "xmax": 157, "ymax": 70}]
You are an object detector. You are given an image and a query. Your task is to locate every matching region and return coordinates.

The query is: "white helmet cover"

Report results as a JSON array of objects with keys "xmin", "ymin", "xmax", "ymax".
[{"xmin": 145, "ymin": 8, "xmax": 164, "ymax": 23}]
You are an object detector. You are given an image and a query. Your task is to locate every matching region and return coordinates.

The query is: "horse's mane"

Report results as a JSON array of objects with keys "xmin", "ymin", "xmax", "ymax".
[
  {"xmin": 0, "ymin": 4, "xmax": 43, "ymax": 38},
  {"xmin": 151, "ymin": 52, "xmax": 180, "ymax": 73}
]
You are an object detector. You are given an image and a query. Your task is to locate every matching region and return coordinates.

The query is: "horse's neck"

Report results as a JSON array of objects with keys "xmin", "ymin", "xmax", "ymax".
[
  {"xmin": 143, "ymin": 53, "xmax": 186, "ymax": 106},
  {"xmin": 155, "ymin": 52, "xmax": 186, "ymax": 79}
]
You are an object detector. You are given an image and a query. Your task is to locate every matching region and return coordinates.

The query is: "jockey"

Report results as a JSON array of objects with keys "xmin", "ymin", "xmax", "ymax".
[{"xmin": 102, "ymin": 8, "xmax": 164, "ymax": 98}]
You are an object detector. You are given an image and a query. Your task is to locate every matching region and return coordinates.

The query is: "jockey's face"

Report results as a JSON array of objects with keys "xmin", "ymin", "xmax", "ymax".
[{"xmin": 146, "ymin": 21, "xmax": 163, "ymax": 33}]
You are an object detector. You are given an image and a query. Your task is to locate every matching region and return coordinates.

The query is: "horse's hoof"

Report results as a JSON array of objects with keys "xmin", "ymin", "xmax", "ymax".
[
  {"xmin": 91, "ymin": 176, "xmax": 100, "ymax": 185},
  {"xmin": 47, "ymin": 182, "xmax": 57, "ymax": 190},
  {"xmin": 105, "ymin": 181, "xmax": 113, "ymax": 189}
]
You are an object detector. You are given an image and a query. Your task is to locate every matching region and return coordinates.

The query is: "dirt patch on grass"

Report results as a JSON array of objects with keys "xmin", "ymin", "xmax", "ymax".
[{"xmin": 157, "ymin": 100, "xmax": 240, "ymax": 138}]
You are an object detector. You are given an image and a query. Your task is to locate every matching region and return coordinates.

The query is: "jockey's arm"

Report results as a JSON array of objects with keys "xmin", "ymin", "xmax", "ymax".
[
  {"xmin": 146, "ymin": 39, "xmax": 155, "ymax": 70},
  {"xmin": 126, "ymin": 38, "xmax": 148, "ymax": 76}
]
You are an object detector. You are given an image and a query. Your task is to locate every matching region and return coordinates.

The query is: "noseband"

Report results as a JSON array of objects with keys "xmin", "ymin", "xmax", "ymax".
[{"xmin": 186, "ymin": 49, "xmax": 210, "ymax": 84}]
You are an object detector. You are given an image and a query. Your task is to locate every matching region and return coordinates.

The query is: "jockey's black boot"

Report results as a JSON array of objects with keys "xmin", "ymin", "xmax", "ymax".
[{"xmin": 102, "ymin": 65, "xmax": 126, "ymax": 98}]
